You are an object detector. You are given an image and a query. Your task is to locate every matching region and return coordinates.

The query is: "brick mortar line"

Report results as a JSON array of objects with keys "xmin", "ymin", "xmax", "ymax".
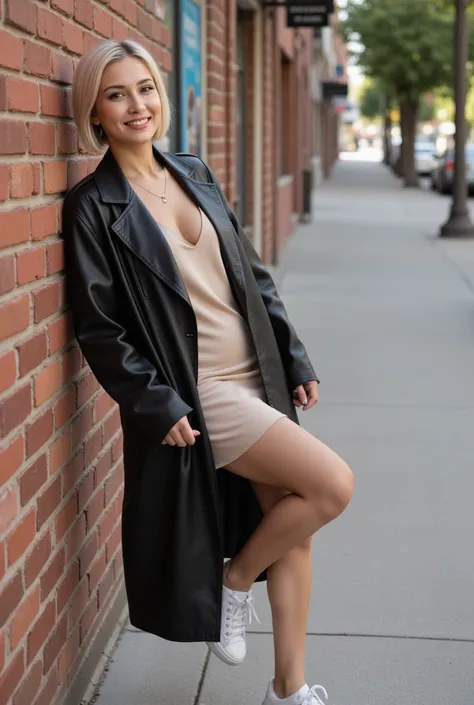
[
  {"xmin": 0, "ymin": 427, "xmax": 122, "ymax": 581},
  {"xmin": 0, "ymin": 367, "xmax": 94, "ymax": 456},
  {"xmin": 0, "ymin": 356, "xmax": 95, "ymax": 425},
  {"xmin": 207, "ymin": 55, "xmax": 225, "ymax": 67},
  {"xmin": 0, "ymin": 384, "xmax": 93, "ymax": 472},
  {"xmin": 82, "ymin": 483, "xmax": 122, "ymax": 539},
  {"xmin": 207, "ymin": 36, "xmax": 226, "ymax": 48},
  {"xmin": 83, "ymin": 478, "xmax": 123, "ymax": 539},
  {"xmin": 0, "ymin": 195, "xmax": 63, "ymax": 211},
  {"xmin": 0, "ymin": 444, "xmax": 123, "ymax": 609},
  {"xmin": 0, "ymin": 336, "xmax": 80, "ymax": 398},
  {"xmin": 3, "ymin": 510, "xmax": 123, "ymax": 671},
  {"xmin": 0, "ymin": 153, "xmax": 73, "ymax": 166},
  {"xmin": 0, "ymin": 110, "xmax": 73, "ymax": 123},
  {"xmin": 0, "ymin": 360, "xmax": 67, "ymax": 412},
  {"xmin": 206, "ymin": 70, "xmax": 226, "ymax": 79},
  {"xmin": 0, "ymin": 320, "xmax": 66, "ymax": 362},
  {"xmin": 0, "ymin": 295, "xmax": 68, "ymax": 356},
  {"xmin": 0, "ymin": 480, "xmax": 122, "ymax": 603},
  {"xmin": 21, "ymin": 0, "xmax": 171, "ymax": 52},
  {"xmin": 2, "ymin": 511, "xmax": 124, "ymax": 682}
]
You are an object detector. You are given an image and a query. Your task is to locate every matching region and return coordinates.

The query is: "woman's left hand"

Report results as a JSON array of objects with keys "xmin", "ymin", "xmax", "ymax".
[{"xmin": 293, "ymin": 380, "xmax": 319, "ymax": 411}]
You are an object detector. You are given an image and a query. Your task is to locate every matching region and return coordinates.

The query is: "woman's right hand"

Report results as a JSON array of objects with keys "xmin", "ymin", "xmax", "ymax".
[{"xmin": 162, "ymin": 416, "xmax": 201, "ymax": 447}]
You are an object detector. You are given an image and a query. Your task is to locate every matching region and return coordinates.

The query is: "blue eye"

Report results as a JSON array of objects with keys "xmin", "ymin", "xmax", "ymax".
[{"xmin": 141, "ymin": 85, "xmax": 154, "ymax": 93}]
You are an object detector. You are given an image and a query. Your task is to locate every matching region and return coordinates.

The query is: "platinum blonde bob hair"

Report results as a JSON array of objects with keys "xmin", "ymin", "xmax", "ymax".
[{"xmin": 72, "ymin": 40, "xmax": 171, "ymax": 154}]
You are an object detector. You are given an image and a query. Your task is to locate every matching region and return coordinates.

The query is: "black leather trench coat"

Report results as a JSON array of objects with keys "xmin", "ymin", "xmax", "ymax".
[{"xmin": 62, "ymin": 147, "xmax": 317, "ymax": 642}]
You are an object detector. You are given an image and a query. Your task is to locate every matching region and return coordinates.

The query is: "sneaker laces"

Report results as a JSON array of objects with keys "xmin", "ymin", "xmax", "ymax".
[
  {"xmin": 301, "ymin": 685, "xmax": 329, "ymax": 705},
  {"xmin": 223, "ymin": 591, "xmax": 260, "ymax": 645}
]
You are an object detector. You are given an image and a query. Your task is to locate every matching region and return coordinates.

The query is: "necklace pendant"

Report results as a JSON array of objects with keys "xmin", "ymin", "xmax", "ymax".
[{"xmin": 161, "ymin": 196, "xmax": 167, "ymax": 203}]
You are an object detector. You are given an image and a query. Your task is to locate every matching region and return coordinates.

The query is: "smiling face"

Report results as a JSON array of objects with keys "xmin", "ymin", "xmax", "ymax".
[{"xmin": 92, "ymin": 55, "xmax": 162, "ymax": 149}]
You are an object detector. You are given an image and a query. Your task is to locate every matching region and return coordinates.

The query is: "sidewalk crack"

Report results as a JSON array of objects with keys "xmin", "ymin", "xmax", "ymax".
[
  {"xmin": 193, "ymin": 648, "xmax": 211, "ymax": 705},
  {"xmin": 248, "ymin": 630, "xmax": 474, "ymax": 643}
]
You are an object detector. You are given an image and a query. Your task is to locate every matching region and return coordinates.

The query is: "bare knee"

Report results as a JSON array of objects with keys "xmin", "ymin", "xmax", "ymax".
[
  {"xmin": 268, "ymin": 537, "xmax": 312, "ymax": 576},
  {"xmin": 288, "ymin": 536, "xmax": 312, "ymax": 556},
  {"xmin": 310, "ymin": 457, "xmax": 354, "ymax": 524},
  {"xmin": 296, "ymin": 536, "xmax": 312, "ymax": 552}
]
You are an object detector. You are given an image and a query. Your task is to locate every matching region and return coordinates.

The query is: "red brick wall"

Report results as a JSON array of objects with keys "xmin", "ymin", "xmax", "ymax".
[
  {"xmin": 264, "ymin": 9, "xmax": 312, "ymax": 262},
  {"xmin": 0, "ymin": 3, "xmax": 170, "ymax": 705},
  {"xmin": 205, "ymin": 5, "xmax": 312, "ymax": 264}
]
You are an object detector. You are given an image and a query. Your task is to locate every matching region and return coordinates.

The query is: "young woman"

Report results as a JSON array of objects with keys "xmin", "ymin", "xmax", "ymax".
[{"xmin": 64, "ymin": 40, "xmax": 354, "ymax": 705}]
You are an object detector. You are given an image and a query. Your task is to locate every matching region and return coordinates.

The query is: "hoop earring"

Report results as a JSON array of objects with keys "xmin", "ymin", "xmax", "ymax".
[{"xmin": 98, "ymin": 124, "xmax": 104, "ymax": 141}]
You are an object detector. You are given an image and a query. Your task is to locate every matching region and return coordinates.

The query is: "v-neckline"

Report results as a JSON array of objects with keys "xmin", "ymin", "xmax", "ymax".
[{"xmin": 157, "ymin": 209, "xmax": 204, "ymax": 249}]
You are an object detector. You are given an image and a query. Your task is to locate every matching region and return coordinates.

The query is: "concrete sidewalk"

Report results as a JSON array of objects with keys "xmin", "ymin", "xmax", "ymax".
[{"xmin": 92, "ymin": 156, "xmax": 474, "ymax": 705}]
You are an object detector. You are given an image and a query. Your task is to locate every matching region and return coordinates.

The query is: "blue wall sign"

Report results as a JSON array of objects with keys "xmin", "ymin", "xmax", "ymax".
[{"xmin": 180, "ymin": 0, "xmax": 202, "ymax": 156}]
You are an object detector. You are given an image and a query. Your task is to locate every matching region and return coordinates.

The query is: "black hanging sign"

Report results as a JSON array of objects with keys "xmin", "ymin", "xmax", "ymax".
[
  {"xmin": 322, "ymin": 81, "xmax": 348, "ymax": 100},
  {"xmin": 263, "ymin": 0, "xmax": 335, "ymax": 13},
  {"xmin": 286, "ymin": 5, "xmax": 330, "ymax": 27}
]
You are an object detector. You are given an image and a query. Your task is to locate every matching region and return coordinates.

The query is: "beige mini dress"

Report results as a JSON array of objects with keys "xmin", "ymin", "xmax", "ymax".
[{"xmin": 160, "ymin": 210, "xmax": 285, "ymax": 469}]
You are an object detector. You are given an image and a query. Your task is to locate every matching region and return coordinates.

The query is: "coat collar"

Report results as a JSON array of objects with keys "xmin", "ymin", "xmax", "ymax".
[
  {"xmin": 94, "ymin": 147, "xmax": 247, "ymax": 314},
  {"xmin": 94, "ymin": 146, "xmax": 197, "ymax": 203}
]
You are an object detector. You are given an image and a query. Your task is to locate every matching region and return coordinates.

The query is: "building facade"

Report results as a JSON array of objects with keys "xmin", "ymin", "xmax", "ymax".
[
  {"xmin": 161, "ymin": 0, "xmax": 317, "ymax": 263},
  {"xmin": 0, "ymin": 3, "xmax": 345, "ymax": 705}
]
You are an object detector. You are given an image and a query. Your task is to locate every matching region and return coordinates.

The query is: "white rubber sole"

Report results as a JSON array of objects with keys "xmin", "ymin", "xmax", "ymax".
[{"xmin": 206, "ymin": 640, "xmax": 245, "ymax": 666}]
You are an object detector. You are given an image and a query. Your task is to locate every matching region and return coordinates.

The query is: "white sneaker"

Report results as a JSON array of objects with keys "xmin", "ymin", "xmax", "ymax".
[
  {"xmin": 207, "ymin": 583, "xmax": 260, "ymax": 666},
  {"xmin": 262, "ymin": 679, "xmax": 329, "ymax": 705}
]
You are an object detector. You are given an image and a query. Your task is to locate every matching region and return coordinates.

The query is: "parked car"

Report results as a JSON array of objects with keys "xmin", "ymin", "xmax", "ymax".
[
  {"xmin": 430, "ymin": 145, "xmax": 474, "ymax": 194},
  {"xmin": 414, "ymin": 140, "xmax": 437, "ymax": 176}
]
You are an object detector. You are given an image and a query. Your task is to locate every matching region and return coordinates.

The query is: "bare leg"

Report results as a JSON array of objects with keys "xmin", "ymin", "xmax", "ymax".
[
  {"xmin": 253, "ymin": 483, "xmax": 313, "ymax": 699},
  {"xmin": 224, "ymin": 417, "xmax": 354, "ymax": 592}
]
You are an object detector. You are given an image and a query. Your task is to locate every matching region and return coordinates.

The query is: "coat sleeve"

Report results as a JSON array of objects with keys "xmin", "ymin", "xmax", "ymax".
[
  {"xmin": 62, "ymin": 198, "xmax": 192, "ymax": 442},
  {"xmin": 200, "ymin": 160, "xmax": 319, "ymax": 388}
]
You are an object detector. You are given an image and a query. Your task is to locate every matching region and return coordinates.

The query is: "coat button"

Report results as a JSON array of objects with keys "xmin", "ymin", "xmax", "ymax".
[{"xmin": 185, "ymin": 332, "xmax": 195, "ymax": 337}]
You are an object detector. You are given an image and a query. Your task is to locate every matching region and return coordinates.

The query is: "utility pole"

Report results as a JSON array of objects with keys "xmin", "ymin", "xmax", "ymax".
[{"xmin": 440, "ymin": 0, "xmax": 474, "ymax": 237}]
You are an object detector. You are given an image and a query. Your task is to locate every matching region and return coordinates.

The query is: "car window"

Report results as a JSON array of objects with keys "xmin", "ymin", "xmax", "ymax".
[{"xmin": 415, "ymin": 144, "xmax": 435, "ymax": 152}]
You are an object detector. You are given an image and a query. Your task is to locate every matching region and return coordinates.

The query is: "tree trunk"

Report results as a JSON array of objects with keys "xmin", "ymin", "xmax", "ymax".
[
  {"xmin": 393, "ymin": 101, "xmax": 404, "ymax": 177},
  {"xmin": 383, "ymin": 95, "xmax": 392, "ymax": 166},
  {"xmin": 440, "ymin": 0, "xmax": 474, "ymax": 236},
  {"xmin": 399, "ymin": 97, "xmax": 419, "ymax": 187}
]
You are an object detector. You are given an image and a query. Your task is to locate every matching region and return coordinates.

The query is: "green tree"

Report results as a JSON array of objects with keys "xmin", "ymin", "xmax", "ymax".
[
  {"xmin": 359, "ymin": 79, "xmax": 383, "ymax": 119},
  {"xmin": 419, "ymin": 94, "xmax": 436, "ymax": 123},
  {"xmin": 342, "ymin": 0, "xmax": 454, "ymax": 186}
]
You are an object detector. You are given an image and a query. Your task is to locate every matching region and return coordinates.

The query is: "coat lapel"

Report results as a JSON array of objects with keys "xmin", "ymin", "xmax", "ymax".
[
  {"xmin": 159, "ymin": 152, "xmax": 248, "ymax": 315},
  {"xmin": 112, "ymin": 197, "xmax": 191, "ymax": 305},
  {"xmin": 94, "ymin": 148, "xmax": 247, "ymax": 314},
  {"xmin": 94, "ymin": 148, "xmax": 191, "ymax": 305}
]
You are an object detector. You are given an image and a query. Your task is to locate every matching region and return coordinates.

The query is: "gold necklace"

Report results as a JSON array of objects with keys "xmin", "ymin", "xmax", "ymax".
[{"xmin": 129, "ymin": 168, "xmax": 167, "ymax": 203}]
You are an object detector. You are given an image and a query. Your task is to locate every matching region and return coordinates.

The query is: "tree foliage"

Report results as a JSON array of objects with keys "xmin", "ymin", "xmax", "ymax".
[
  {"xmin": 341, "ymin": 0, "xmax": 468, "ymax": 185},
  {"xmin": 342, "ymin": 0, "xmax": 454, "ymax": 102},
  {"xmin": 418, "ymin": 94, "xmax": 436, "ymax": 122},
  {"xmin": 359, "ymin": 79, "xmax": 383, "ymax": 119}
]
